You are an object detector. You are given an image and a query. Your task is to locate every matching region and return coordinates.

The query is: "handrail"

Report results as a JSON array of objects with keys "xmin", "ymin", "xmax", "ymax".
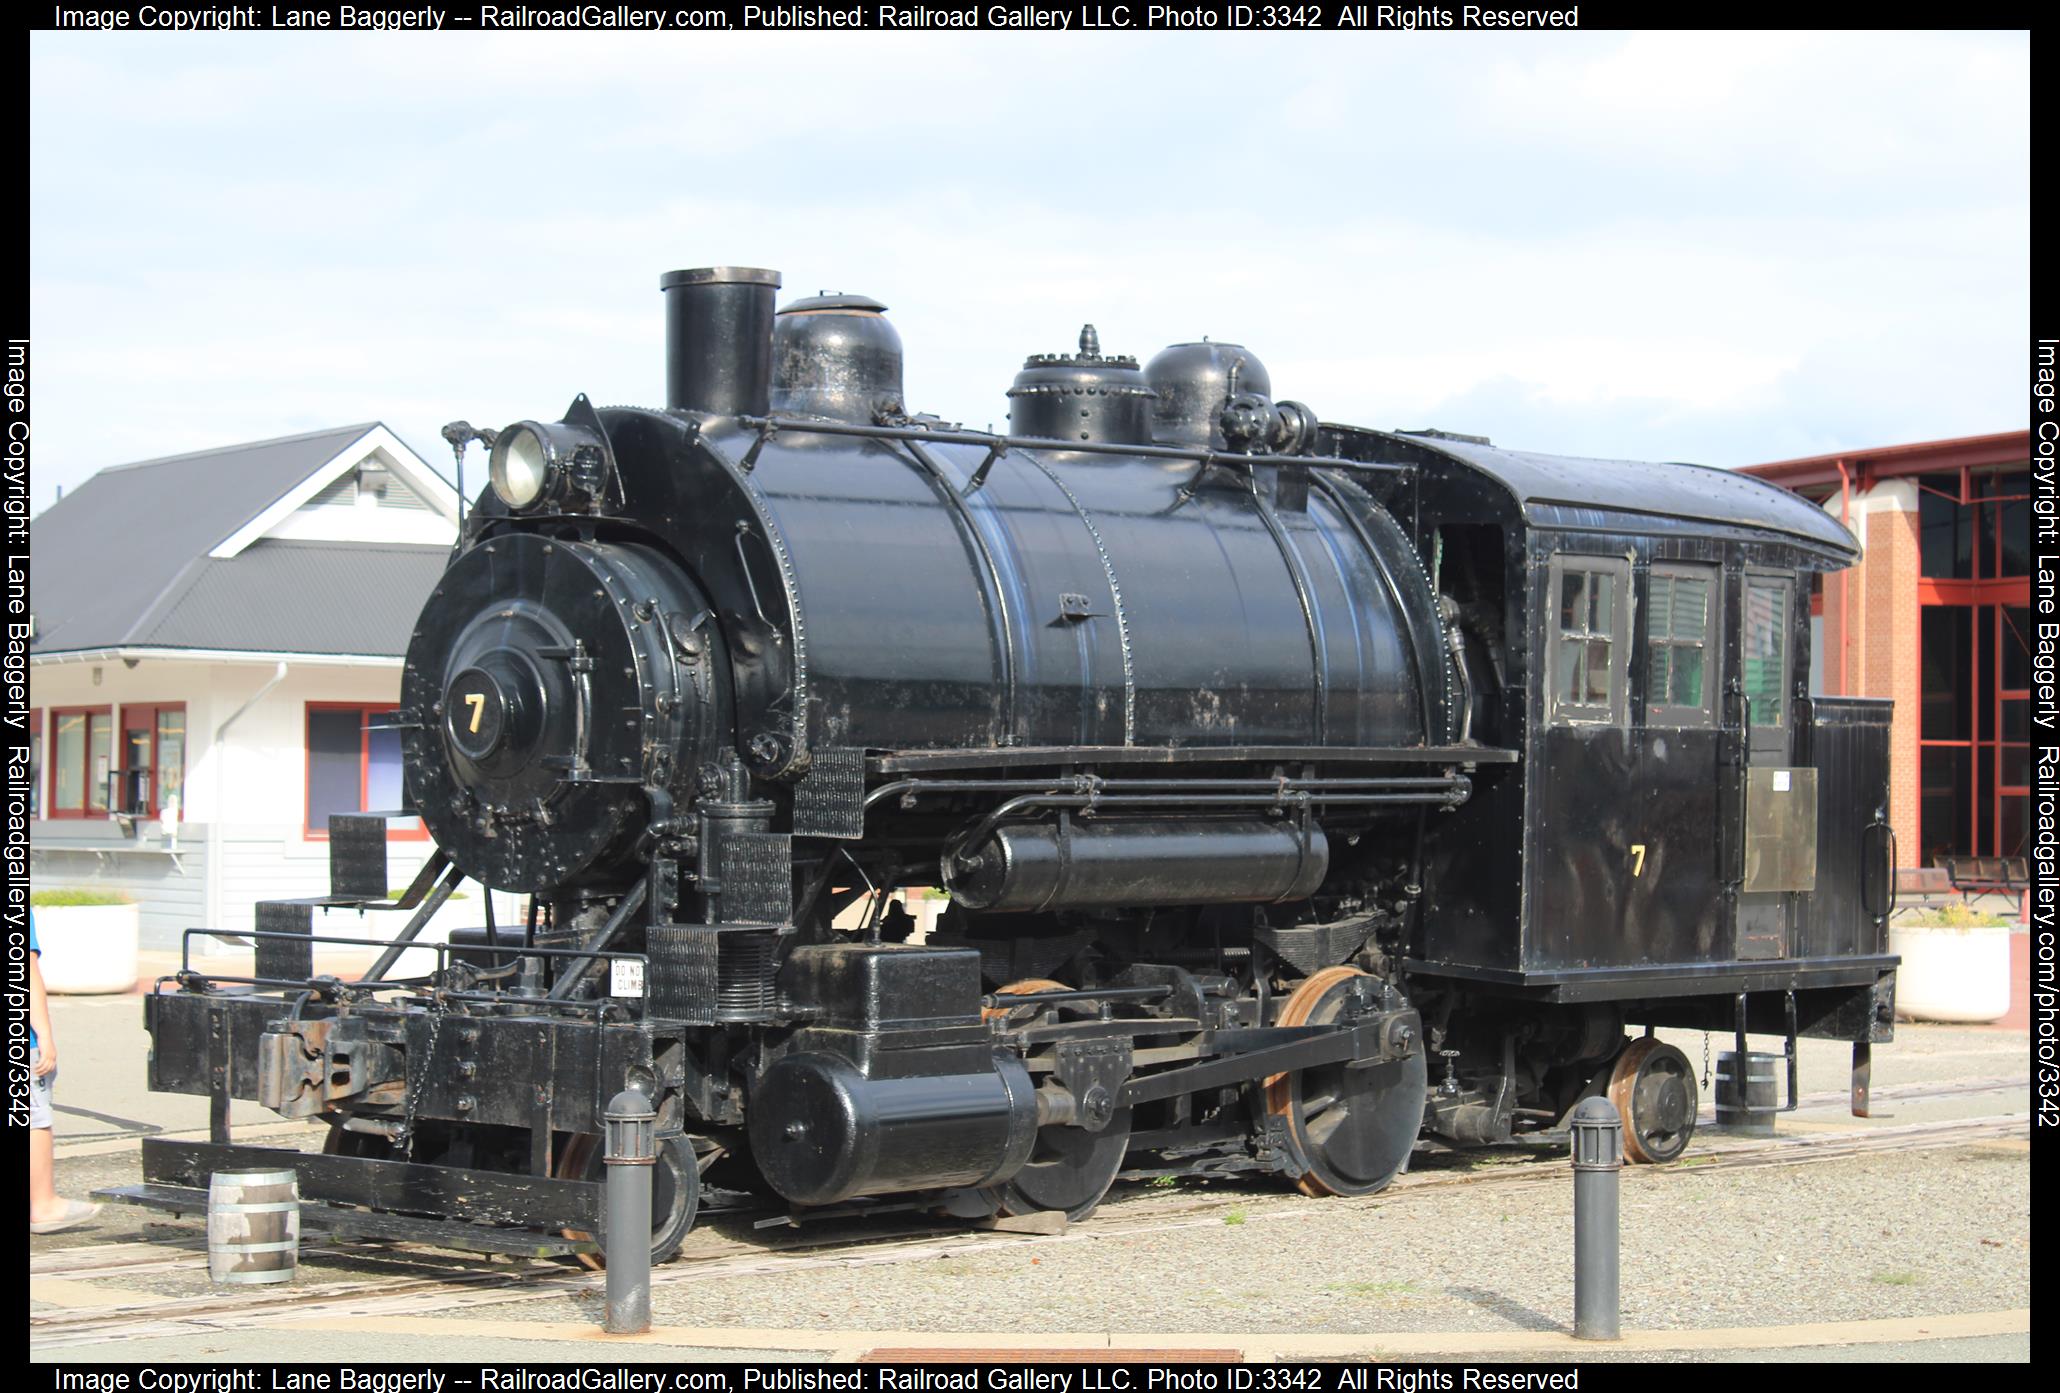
[
  {"xmin": 727, "ymin": 413, "xmax": 1410, "ymax": 479},
  {"xmin": 174, "ymin": 927, "xmax": 649, "ymax": 1021}
]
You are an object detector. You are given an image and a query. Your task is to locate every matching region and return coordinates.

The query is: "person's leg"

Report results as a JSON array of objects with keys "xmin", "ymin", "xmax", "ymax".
[
  {"xmin": 27, "ymin": 1047, "xmax": 97, "ymax": 1231},
  {"xmin": 30, "ymin": 1124, "xmax": 61, "ymax": 1220},
  {"xmin": 29, "ymin": 1045, "xmax": 62, "ymax": 1221}
]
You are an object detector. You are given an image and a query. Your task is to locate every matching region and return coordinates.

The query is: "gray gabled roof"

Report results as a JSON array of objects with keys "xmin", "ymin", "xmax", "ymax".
[
  {"xmin": 31, "ymin": 424, "xmax": 450, "ymax": 658},
  {"xmin": 121, "ymin": 540, "xmax": 452, "ymax": 656}
]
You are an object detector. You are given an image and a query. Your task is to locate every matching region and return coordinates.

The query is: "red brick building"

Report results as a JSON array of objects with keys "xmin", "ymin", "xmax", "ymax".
[{"xmin": 1742, "ymin": 432, "xmax": 2030, "ymax": 869}]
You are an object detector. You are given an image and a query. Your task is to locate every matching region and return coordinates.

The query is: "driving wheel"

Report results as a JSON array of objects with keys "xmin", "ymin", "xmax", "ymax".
[
  {"xmin": 978, "ymin": 978, "xmax": 1131, "ymax": 1222},
  {"xmin": 555, "ymin": 1131, "xmax": 701, "ymax": 1268},
  {"xmin": 1263, "ymin": 966, "xmax": 1426, "ymax": 1198},
  {"xmin": 1607, "ymin": 1037, "xmax": 1697, "ymax": 1164},
  {"xmin": 981, "ymin": 977, "xmax": 1073, "ymax": 1022},
  {"xmin": 989, "ymin": 1105, "xmax": 1133, "ymax": 1222}
]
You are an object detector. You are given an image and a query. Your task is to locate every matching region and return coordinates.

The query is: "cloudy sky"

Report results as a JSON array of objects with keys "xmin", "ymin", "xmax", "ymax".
[{"xmin": 28, "ymin": 29, "xmax": 2028, "ymax": 507}]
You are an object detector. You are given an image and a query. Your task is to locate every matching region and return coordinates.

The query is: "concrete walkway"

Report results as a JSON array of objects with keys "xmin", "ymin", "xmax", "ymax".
[{"xmin": 29, "ymin": 1307, "xmax": 2032, "ymax": 1364}]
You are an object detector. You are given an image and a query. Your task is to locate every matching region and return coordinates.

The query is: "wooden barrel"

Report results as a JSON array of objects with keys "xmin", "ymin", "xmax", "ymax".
[
  {"xmin": 207, "ymin": 1169, "xmax": 300, "ymax": 1286},
  {"xmin": 1712, "ymin": 1051, "xmax": 1781, "ymax": 1136}
]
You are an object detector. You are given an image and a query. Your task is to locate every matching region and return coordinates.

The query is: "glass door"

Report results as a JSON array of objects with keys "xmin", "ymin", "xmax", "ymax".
[{"xmin": 1743, "ymin": 575, "xmax": 1794, "ymax": 762}]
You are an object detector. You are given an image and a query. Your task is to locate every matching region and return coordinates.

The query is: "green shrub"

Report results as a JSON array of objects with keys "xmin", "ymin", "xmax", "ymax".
[
  {"xmin": 31, "ymin": 888, "xmax": 136, "ymax": 907},
  {"xmin": 1902, "ymin": 903, "xmax": 2009, "ymax": 930}
]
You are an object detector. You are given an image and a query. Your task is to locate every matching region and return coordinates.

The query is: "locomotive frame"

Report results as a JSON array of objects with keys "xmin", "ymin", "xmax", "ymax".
[{"xmin": 112, "ymin": 266, "xmax": 1897, "ymax": 1259}]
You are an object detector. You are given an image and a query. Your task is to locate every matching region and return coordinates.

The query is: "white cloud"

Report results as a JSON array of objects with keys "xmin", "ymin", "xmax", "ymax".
[{"xmin": 26, "ymin": 29, "xmax": 2029, "ymax": 502}]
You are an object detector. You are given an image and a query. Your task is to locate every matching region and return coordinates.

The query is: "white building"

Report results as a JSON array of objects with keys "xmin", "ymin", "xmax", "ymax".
[{"xmin": 29, "ymin": 424, "xmax": 463, "ymax": 950}]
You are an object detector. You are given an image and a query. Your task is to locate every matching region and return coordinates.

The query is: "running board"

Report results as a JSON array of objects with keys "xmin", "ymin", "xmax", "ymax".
[{"xmin": 139, "ymin": 1137, "xmax": 600, "ymax": 1224}]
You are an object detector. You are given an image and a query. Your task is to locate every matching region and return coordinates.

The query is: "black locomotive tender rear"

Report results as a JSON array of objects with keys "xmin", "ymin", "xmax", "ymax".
[{"xmin": 130, "ymin": 267, "xmax": 1898, "ymax": 1260}]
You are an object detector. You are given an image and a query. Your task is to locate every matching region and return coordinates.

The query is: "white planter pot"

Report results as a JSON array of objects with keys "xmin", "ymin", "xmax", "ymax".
[
  {"xmin": 1889, "ymin": 922, "xmax": 2012, "ymax": 1023},
  {"xmin": 35, "ymin": 904, "xmax": 143, "ymax": 995}
]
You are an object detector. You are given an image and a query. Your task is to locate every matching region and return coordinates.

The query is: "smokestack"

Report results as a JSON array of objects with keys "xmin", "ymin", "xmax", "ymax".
[{"xmin": 659, "ymin": 266, "xmax": 781, "ymax": 417}]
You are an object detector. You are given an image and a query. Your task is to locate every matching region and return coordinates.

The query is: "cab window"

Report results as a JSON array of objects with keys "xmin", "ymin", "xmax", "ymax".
[
  {"xmin": 1647, "ymin": 565, "xmax": 1717, "ymax": 727},
  {"xmin": 1547, "ymin": 556, "xmax": 1629, "ymax": 726},
  {"xmin": 1742, "ymin": 576, "xmax": 1791, "ymax": 729}
]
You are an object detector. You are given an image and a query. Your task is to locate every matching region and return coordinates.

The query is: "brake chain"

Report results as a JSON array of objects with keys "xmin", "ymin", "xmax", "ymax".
[{"xmin": 397, "ymin": 993, "xmax": 451, "ymax": 1162}]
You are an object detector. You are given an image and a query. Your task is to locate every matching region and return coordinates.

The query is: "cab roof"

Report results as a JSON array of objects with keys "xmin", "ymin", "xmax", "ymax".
[{"xmin": 1345, "ymin": 428, "xmax": 1860, "ymax": 564}]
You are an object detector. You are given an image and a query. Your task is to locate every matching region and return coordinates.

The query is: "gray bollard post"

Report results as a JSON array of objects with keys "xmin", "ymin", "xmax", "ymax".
[
  {"xmin": 602, "ymin": 1085, "xmax": 657, "ymax": 1335},
  {"xmin": 1570, "ymin": 1095, "xmax": 1622, "ymax": 1341}
]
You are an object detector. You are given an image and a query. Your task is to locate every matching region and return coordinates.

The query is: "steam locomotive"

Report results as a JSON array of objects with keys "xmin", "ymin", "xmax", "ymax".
[{"xmin": 127, "ymin": 267, "xmax": 1898, "ymax": 1261}]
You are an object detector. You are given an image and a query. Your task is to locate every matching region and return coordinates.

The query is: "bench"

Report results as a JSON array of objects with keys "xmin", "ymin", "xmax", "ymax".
[
  {"xmin": 1941, "ymin": 856, "xmax": 2029, "ymax": 899},
  {"xmin": 1892, "ymin": 866, "xmax": 1958, "ymax": 918}
]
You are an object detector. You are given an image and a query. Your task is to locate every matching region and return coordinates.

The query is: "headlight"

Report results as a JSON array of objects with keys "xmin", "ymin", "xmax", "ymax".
[
  {"xmin": 490, "ymin": 424, "xmax": 553, "ymax": 510},
  {"xmin": 484, "ymin": 415, "xmax": 612, "ymax": 514}
]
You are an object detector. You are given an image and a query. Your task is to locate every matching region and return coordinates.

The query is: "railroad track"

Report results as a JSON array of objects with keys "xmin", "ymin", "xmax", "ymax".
[
  {"xmin": 1767, "ymin": 1072, "xmax": 2023, "ymax": 1112},
  {"xmin": 36, "ymin": 1076, "xmax": 2025, "ymax": 1286},
  {"xmin": 31, "ymin": 1236, "xmax": 495, "ymax": 1284},
  {"xmin": 32, "ymin": 1100, "xmax": 2028, "ymax": 1351},
  {"xmin": 61, "ymin": 1067, "xmax": 1989, "ymax": 1278}
]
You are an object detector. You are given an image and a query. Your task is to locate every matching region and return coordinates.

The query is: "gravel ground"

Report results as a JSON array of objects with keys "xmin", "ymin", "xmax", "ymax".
[
  {"xmin": 35, "ymin": 1019, "xmax": 2033, "ymax": 1350},
  {"xmin": 429, "ymin": 1141, "xmax": 2030, "ymax": 1338}
]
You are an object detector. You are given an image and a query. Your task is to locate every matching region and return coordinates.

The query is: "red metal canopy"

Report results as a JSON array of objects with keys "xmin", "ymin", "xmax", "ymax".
[{"xmin": 1742, "ymin": 431, "xmax": 2028, "ymax": 494}]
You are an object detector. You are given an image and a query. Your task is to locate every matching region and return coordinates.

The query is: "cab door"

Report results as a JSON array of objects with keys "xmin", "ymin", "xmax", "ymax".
[
  {"xmin": 1734, "ymin": 570, "xmax": 1813, "ymax": 959},
  {"xmin": 1629, "ymin": 560, "xmax": 1728, "ymax": 965}
]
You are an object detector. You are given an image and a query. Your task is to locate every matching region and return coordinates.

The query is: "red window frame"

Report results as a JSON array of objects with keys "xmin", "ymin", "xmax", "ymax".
[
  {"xmin": 117, "ymin": 702, "xmax": 186, "ymax": 820},
  {"xmin": 1913, "ymin": 464, "xmax": 2033, "ymax": 861},
  {"xmin": 304, "ymin": 701, "xmax": 427, "ymax": 841},
  {"xmin": 46, "ymin": 705, "xmax": 113, "ymax": 819},
  {"xmin": 1996, "ymin": 605, "xmax": 2031, "ymax": 855},
  {"xmin": 1916, "ymin": 468, "xmax": 2032, "ymax": 585}
]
